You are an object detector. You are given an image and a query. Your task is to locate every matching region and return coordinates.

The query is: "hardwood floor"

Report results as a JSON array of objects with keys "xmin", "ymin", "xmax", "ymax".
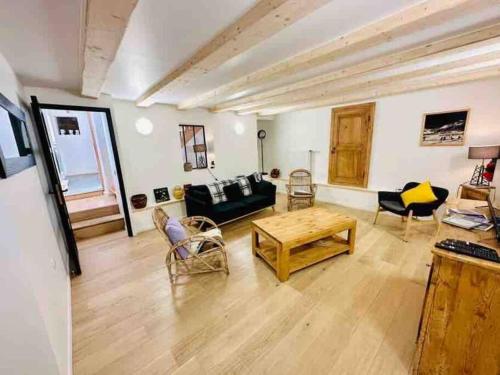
[{"xmin": 72, "ymin": 195, "xmax": 437, "ymax": 374}]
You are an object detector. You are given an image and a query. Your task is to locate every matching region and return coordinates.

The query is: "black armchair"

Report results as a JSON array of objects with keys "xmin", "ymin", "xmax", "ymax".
[{"xmin": 374, "ymin": 182, "xmax": 449, "ymax": 241}]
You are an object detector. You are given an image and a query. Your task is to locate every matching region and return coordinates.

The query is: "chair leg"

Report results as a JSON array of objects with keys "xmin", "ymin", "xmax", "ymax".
[
  {"xmin": 373, "ymin": 206, "xmax": 382, "ymax": 224},
  {"xmin": 404, "ymin": 210, "xmax": 413, "ymax": 242},
  {"xmin": 432, "ymin": 209, "xmax": 441, "ymax": 234}
]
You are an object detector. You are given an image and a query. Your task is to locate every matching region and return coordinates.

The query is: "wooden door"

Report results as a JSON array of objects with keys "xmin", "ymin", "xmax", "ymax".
[{"xmin": 328, "ymin": 103, "xmax": 375, "ymax": 188}]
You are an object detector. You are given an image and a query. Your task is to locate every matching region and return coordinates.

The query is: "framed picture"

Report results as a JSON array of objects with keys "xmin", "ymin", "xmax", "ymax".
[
  {"xmin": 420, "ymin": 109, "xmax": 469, "ymax": 146},
  {"xmin": 179, "ymin": 124, "xmax": 208, "ymax": 169},
  {"xmin": 153, "ymin": 187, "xmax": 170, "ymax": 203},
  {"xmin": 0, "ymin": 92, "xmax": 35, "ymax": 178},
  {"xmin": 57, "ymin": 116, "xmax": 80, "ymax": 135}
]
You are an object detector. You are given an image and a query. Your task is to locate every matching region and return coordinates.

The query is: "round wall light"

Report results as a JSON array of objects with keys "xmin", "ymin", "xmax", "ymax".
[
  {"xmin": 135, "ymin": 117, "xmax": 154, "ymax": 135},
  {"xmin": 234, "ymin": 122, "xmax": 245, "ymax": 135}
]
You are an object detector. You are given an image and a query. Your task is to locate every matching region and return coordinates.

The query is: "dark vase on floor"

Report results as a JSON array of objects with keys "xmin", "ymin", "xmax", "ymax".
[{"xmin": 131, "ymin": 194, "xmax": 147, "ymax": 209}]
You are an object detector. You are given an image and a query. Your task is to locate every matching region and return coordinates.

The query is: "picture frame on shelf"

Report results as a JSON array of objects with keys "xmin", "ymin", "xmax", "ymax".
[{"xmin": 154, "ymin": 187, "xmax": 170, "ymax": 203}]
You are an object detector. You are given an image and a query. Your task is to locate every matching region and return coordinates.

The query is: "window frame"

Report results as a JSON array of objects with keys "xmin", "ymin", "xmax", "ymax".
[{"xmin": 179, "ymin": 124, "xmax": 208, "ymax": 170}]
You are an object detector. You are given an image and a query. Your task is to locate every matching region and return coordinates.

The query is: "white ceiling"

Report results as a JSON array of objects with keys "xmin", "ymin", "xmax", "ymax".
[
  {"xmin": 0, "ymin": 0, "xmax": 499, "ymax": 106},
  {"xmin": 0, "ymin": 0, "xmax": 83, "ymax": 90}
]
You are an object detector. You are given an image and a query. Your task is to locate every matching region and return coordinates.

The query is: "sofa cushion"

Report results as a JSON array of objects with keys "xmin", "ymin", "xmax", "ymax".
[
  {"xmin": 247, "ymin": 174, "xmax": 258, "ymax": 193},
  {"xmin": 223, "ymin": 182, "xmax": 243, "ymax": 201},
  {"xmin": 212, "ymin": 201, "xmax": 246, "ymax": 214},
  {"xmin": 379, "ymin": 200, "xmax": 407, "ymax": 215},
  {"xmin": 165, "ymin": 218, "xmax": 190, "ymax": 259},
  {"xmin": 241, "ymin": 194, "xmax": 271, "ymax": 209},
  {"xmin": 207, "ymin": 179, "xmax": 234, "ymax": 204},
  {"xmin": 400, "ymin": 181, "xmax": 437, "ymax": 208},
  {"xmin": 234, "ymin": 176, "xmax": 252, "ymax": 196}
]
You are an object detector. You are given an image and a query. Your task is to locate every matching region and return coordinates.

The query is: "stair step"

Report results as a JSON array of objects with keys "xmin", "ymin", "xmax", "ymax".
[
  {"xmin": 69, "ymin": 204, "xmax": 120, "ymax": 223},
  {"xmin": 73, "ymin": 214, "xmax": 125, "ymax": 241}
]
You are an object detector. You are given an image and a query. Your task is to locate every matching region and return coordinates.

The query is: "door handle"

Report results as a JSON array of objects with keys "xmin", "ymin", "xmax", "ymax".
[{"xmin": 331, "ymin": 147, "xmax": 336, "ymax": 153}]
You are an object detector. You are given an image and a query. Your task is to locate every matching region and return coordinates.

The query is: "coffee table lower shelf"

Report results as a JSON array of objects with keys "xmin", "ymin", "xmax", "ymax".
[{"xmin": 255, "ymin": 236, "xmax": 351, "ymax": 276}]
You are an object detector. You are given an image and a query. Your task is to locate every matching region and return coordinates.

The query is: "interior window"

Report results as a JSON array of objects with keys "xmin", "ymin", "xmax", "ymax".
[{"xmin": 179, "ymin": 124, "xmax": 207, "ymax": 169}]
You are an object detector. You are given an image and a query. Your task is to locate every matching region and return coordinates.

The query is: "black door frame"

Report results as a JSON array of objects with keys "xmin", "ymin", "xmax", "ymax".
[
  {"xmin": 31, "ymin": 97, "xmax": 82, "ymax": 275},
  {"xmin": 34, "ymin": 101, "xmax": 133, "ymax": 237}
]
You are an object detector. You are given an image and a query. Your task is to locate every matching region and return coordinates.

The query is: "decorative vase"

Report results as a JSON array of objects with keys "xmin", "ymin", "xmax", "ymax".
[
  {"xmin": 173, "ymin": 185, "xmax": 184, "ymax": 200},
  {"xmin": 184, "ymin": 162, "xmax": 193, "ymax": 172},
  {"xmin": 270, "ymin": 168, "xmax": 280, "ymax": 178},
  {"xmin": 131, "ymin": 194, "xmax": 147, "ymax": 209}
]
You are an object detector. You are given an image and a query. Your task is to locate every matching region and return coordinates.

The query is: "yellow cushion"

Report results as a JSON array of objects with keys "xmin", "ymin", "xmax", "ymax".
[{"xmin": 400, "ymin": 181, "xmax": 438, "ymax": 208}]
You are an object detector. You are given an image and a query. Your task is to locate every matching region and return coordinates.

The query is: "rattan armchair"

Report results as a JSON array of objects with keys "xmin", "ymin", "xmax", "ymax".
[
  {"xmin": 286, "ymin": 169, "xmax": 317, "ymax": 211},
  {"xmin": 152, "ymin": 207, "xmax": 229, "ymax": 283}
]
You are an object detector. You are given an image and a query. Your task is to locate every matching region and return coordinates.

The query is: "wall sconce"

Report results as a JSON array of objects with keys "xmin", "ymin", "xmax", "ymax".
[
  {"xmin": 234, "ymin": 122, "xmax": 245, "ymax": 135},
  {"xmin": 135, "ymin": 117, "xmax": 154, "ymax": 135}
]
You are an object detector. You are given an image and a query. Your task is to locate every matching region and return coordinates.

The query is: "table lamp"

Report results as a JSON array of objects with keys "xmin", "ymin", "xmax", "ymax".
[{"xmin": 468, "ymin": 145, "xmax": 500, "ymax": 186}]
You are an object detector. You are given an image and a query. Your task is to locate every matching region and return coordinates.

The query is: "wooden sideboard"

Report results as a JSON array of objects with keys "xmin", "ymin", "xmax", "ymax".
[{"xmin": 412, "ymin": 199, "xmax": 500, "ymax": 374}]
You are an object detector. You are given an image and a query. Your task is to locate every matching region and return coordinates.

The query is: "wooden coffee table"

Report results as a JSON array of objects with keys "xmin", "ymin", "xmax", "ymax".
[{"xmin": 251, "ymin": 207, "xmax": 357, "ymax": 281}]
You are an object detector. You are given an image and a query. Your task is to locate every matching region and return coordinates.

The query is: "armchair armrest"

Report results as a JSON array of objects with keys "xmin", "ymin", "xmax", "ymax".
[
  {"xmin": 180, "ymin": 215, "xmax": 218, "ymax": 233},
  {"xmin": 169, "ymin": 234, "xmax": 224, "ymax": 260}
]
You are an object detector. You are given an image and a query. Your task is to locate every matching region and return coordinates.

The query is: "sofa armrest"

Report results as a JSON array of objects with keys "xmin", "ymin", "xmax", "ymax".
[
  {"xmin": 256, "ymin": 180, "xmax": 276, "ymax": 196},
  {"xmin": 185, "ymin": 193, "xmax": 213, "ymax": 217},
  {"xmin": 185, "ymin": 194, "xmax": 209, "ymax": 207}
]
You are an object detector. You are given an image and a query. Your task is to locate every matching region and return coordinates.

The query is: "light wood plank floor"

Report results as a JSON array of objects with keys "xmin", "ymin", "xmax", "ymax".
[{"xmin": 72, "ymin": 195, "xmax": 437, "ymax": 374}]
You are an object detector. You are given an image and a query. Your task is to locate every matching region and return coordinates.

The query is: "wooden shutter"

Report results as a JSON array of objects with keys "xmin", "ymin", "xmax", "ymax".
[{"xmin": 328, "ymin": 103, "xmax": 375, "ymax": 188}]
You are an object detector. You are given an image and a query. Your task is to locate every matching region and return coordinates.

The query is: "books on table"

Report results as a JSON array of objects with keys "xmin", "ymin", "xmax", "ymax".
[{"xmin": 443, "ymin": 209, "xmax": 493, "ymax": 231}]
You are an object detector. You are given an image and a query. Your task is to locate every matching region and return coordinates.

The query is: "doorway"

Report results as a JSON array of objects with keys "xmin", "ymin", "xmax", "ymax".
[
  {"xmin": 31, "ymin": 97, "xmax": 132, "ymax": 276},
  {"xmin": 329, "ymin": 102, "xmax": 375, "ymax": 188}
]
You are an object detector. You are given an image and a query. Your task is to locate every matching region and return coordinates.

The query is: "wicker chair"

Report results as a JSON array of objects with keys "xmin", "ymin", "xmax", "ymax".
[
  {"xmin": 286, "ymin": 169, "xmax": 317, "ymax": 211},
  {"xmin": 152, "ymin": 207, "xmax": 229, "ymax": 283}
]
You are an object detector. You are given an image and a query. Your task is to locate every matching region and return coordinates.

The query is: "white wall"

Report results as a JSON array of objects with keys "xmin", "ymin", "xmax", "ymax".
[
  {"xmin": 111, "ymin": 99, "xmax": 258, "ymax": 233},
  {"xmin": 24, "ymin": 88, "xmax": 259, "ymax": 233},
  {"xmin": 261, "ymin": 78, "xmax": 500, "ymax": 211},
  {"xmin": 44, "ymin": 109, "xmax": 99, "ymax": 176},
  {"xmin": 0, "ymin": 55, "xmax": 70, "ymax": 374}
]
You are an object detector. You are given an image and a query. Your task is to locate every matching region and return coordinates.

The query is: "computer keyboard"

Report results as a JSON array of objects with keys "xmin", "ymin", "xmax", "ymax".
[{"xmin": 435, "ymin": 239, "xmax": 500, "ymax": 263}]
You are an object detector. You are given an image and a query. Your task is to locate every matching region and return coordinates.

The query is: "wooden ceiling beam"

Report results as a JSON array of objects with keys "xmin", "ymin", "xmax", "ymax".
[
  {"xmin": 231, "ymin": 40, "xmax": 500, "ymax": 114},
  {"xmin": 178, "ymin": 0, "xmax": 484, "ymax": 110},
  {"xmin": 244, "ymin": 65, "xmax": 500, "ymax": 116},
  {"xmin": 81, "ymin": 0, "xmax": 138, "ymax": 98},
  {"xmin": 135, "ymin": 0, "xmax": 332, "ymax": 107},
  {"xmin": 212, "ymin": 23, "xmax": 500, "ymax": 112}
]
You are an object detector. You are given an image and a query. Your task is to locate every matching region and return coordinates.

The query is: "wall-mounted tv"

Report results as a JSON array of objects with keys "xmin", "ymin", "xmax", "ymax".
[{"xmin": 0, "ymin": 92, "xmax": 35, "ymax": 178}]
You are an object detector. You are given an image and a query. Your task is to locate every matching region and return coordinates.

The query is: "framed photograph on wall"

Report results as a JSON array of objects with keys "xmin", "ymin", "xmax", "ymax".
[
  {"xmin": 0, "ymin": 92, "xmax": 35, "ymax": 178},
  {"xmin": 420, "ymin": 109, "xmax": 469, "ymax": 146}
]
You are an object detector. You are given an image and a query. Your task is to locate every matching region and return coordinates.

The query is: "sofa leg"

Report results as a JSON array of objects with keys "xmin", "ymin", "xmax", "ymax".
[
  {"xmin": 373, "ymin": 206, "xmax": 382, "ymax": 225},
  {"xmin": 272, "ymin": 206, "xmax": 276, "ymax": 212},
  {"xmin": 403, "ymin": 210, "xmax": 413, "ymax": 242}
]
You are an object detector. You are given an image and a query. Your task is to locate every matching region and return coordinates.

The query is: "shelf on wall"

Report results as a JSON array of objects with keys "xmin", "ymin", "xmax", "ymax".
[{"xmin": 131, "ymin": 197, "xmax": 185, "ymax": 213}]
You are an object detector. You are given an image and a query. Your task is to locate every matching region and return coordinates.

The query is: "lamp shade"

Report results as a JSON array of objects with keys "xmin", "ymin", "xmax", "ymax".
[{"xmin": 468, "ymin": 145, "xmax": 500, "ymax": 160}]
